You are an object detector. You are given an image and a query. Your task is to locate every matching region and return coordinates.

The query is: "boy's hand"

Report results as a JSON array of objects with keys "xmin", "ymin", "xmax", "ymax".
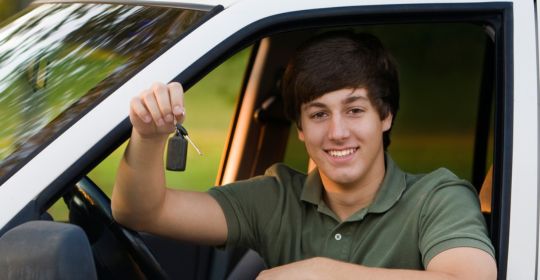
[{"xmin": 129, "ymin": 82, "xmax": 185, "ymax": 139}]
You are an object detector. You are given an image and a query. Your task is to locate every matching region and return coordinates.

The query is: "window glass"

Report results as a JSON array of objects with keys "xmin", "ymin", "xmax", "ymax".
[{"xmin": 0, "ymin": 3, "xmax": 208, "ymax": 182}]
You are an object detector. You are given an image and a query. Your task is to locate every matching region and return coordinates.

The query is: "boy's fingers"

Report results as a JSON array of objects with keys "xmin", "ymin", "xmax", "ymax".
[
  {"xmin": 152, "ymin": 82, "xmax": 173, "ymax": 123},
  {"xmin": 130, "ymin": 96, "xmax": 151, "ymax": 123},
  {"xmin": 168, "ymin": 82, "xmax": 185, "ymax": 122},
  {"xmin": 142, "ymin": 89, "xmax": 165, "ymax": 127}
]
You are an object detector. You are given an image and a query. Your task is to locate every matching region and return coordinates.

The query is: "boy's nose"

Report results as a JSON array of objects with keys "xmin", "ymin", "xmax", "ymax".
[{"xmin": 328, "ymin": 116, "xmax": 350, "ymax": 141}]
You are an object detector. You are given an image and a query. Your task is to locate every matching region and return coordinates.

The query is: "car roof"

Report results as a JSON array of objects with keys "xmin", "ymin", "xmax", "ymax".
[{"xmin": 32, "ymin": 0, "xmax": 240, "ymax": 11}]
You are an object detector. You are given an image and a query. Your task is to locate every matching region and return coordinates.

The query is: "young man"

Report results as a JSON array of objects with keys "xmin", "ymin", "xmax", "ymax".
[{"xmin": 112, "ymin": 32, "xmax": 497, "ymax": 279}]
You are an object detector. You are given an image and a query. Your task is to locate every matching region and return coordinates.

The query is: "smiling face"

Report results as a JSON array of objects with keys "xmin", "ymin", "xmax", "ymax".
[{"xmin": 298, "ymin": 88, "xmax": 392, "ymax": 190}]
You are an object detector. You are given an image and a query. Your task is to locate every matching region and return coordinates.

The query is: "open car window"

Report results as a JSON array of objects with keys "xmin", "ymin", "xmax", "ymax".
[
  {"xmin": 47, "ymin": 46, "xmax": 252, "ymax": 220},
  {"xmin": 278, "ymin": 23, "xmax": 492, "ymax": 184}
]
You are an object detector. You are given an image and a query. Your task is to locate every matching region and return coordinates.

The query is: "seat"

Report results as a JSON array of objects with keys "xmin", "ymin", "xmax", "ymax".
[
  {"xmin": 0, "ymin": 220, "xmax": 97, "ymax": 280},
  {"xmin": 226, "ymin": 249, "xmax": 266, "ymax": 280}
]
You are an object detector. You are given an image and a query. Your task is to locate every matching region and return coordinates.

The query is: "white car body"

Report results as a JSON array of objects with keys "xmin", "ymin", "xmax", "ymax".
[{"xmin": 0, "ymin": 0, "xmax": 537, "ymax": 278}]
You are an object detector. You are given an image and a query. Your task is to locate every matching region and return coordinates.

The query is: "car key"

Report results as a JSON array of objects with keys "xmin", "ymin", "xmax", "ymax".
[{"xmin": 166, "ymin": 124, "xmax": 202, "ymax": 171}]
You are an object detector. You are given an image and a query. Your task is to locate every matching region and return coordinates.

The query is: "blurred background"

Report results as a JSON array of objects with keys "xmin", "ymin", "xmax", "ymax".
[{"xmin": 0, "ymin": 0, "xmax": 31, "ymax": 21}]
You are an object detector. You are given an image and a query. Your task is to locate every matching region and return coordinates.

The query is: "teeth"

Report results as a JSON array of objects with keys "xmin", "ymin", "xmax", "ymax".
[{"xmin": 328, "ymin": 148, "xmax": 356, "ymax": 157}]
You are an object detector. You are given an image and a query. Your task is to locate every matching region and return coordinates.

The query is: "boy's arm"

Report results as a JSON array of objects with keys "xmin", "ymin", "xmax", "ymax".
[
  {"xmin": 257, "ymin": 247, "xmax": 497, "ymax": 280},
  {"xmin": 111, "ymin": 82, "xmax": 227, "ymax": 245}
]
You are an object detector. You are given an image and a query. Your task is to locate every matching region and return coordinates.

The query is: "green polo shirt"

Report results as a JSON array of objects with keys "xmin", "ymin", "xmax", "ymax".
[{"xmin": 208, "ymin": 155, "xmax": 494, "ymax": 269}]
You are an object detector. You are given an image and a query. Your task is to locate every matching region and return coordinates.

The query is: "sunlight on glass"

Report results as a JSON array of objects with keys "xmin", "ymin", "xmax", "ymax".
[{"xmin": 0, "ymin": 3, "xmax": 206, "ymax": 180}]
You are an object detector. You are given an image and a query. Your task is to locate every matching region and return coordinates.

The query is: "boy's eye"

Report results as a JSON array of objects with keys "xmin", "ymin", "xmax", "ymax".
[
  {"xmin": 310, "ymin": 112, "xmax": 328, "ymax": 119},
  {"xmin": 348, "ymin": 107, "xmax": 365, "ymax": 115}
]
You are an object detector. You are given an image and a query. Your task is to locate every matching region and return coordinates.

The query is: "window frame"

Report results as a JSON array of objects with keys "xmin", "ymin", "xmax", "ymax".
[{"xmin": 198, "ymin": 3, "xmax": 512, "ymax": 277}]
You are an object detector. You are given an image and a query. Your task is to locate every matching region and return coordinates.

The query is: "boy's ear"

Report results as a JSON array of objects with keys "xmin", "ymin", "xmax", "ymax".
[
  {"xmin": 297, "ymin": 127, "xmax": 305, "ymax": 142},
  {"xmin": 382, "ymin": 113, "xmax": 393, "ymax": 132}
]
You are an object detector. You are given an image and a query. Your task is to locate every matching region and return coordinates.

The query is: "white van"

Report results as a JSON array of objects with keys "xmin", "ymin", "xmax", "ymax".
[{"xmin": 0, "ymin": 0, "xmax": 536, "ymax": 278}]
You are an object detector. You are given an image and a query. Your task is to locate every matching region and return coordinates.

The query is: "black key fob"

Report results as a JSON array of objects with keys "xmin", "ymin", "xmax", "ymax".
[{"xmin": 166, "ymin": 128, "xmax": 188, "ymax": 171}]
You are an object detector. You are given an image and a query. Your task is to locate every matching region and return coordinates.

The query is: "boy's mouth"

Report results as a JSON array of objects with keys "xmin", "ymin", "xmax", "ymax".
[{"xmin": 326, "ymin": 147, "xmax": 358, "ymax": 158}]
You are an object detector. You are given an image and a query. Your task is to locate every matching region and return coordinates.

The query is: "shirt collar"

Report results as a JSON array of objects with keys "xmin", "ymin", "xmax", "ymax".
[
  {"xmin": 301, "ymin": 167, "xmax": 324, "ymax": 205},
  {"xmin": 300, "ymin": 154, "xmax": 407, "ymax": 216},
  {"xmin": 368, "ymin": 154, "xmax": 407, "ymax": 214}
]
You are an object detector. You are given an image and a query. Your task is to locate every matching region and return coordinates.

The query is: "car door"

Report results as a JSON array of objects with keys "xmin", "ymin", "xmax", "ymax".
[{"xmin": 0, "ymin": 0, "xmax": 535, "ymax": 279}]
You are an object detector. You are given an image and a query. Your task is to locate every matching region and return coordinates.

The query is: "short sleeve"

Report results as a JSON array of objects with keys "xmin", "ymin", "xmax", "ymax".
[
  {"xmin": 208, "ymin": 174, "xmax": 282, "ymax": 250},
  {"xmin": 418, "ymin": 176, "xmax": 495, "ymax": 266}
]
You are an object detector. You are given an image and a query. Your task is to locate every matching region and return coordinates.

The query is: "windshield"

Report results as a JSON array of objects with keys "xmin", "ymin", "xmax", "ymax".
[{"xmin": 0, "ymin": 3, "xmax": 209, "ymax": 181}]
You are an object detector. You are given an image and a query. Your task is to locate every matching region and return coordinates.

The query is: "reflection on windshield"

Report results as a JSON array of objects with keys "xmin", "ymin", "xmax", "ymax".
[{"xmin": 0, "ymin": 3, "xmax": 207, "ymax": 181}]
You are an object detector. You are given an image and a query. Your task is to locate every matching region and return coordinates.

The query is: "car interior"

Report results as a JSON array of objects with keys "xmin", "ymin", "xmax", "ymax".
[{"xmin": 0, "ymin": 11, "xmax": 505, "ymax": 280}]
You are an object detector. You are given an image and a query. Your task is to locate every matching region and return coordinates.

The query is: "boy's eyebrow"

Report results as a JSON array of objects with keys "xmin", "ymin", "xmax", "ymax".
[
  {"xmin": 303, "ymin": 93, "xmax": 369, "ymax": 109},
  {"xmin": 304, "ymin": 101, "xmax": 327, "ymax": 109},
  {"xmin": 343, "ymin": 94, "xmax": 369, "ymax": 104}
]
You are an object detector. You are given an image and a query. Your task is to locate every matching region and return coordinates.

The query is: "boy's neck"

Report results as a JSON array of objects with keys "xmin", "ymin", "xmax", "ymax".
[{"xmin": 320, "ymin": 155, "xmax": 386, "ymax": 221}]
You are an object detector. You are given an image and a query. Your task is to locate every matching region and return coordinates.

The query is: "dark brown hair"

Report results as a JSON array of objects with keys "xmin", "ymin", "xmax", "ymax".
[{"xmin": 281, "ymin": 31, "xmax": 400, "ymax": 149}]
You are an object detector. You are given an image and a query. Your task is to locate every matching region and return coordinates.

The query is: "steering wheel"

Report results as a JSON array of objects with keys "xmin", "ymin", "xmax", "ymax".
[{"xmin": 64, "ymin": 176, "xmax": 169, "ymax": 280}]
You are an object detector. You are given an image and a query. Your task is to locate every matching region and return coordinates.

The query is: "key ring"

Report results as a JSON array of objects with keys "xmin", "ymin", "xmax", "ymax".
[{"xmin": 176, "ymin": 123, "xmax": 202, "ymax": 155}]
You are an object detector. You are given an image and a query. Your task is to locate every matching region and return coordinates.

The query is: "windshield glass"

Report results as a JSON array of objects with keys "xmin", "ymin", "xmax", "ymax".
[{"xmin": 0, "ymin": 3, "xmax": 208, "ymax": 181}]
